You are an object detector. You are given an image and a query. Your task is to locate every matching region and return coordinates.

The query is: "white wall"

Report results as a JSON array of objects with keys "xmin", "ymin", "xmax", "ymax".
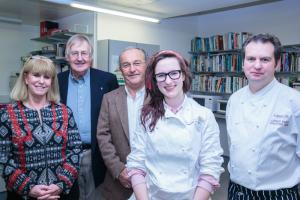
[
  {"xmin": 1, "ymin": 0, "xmax": 299, "ymax": 102},
  {"xmin": 97, "ymin": 13, "xmax": 199, "ymax": 59},
  {"xmin": 194, "ymin": 0, "xmax": 300, "ymax": 45},
  {"xmin": 58, "ymin": 11, "xmax": 96, "ymax": 65},
  {"xmin": 0, "ymin": 22, "xmax": 40, "ymax": 102},
  {"xmin": 96, "ymin": 0, "xmax": 300, "ymax": 61},
  {"xmin": 0, "ymin": 12, "xmax": 95, "ymax": 103}
]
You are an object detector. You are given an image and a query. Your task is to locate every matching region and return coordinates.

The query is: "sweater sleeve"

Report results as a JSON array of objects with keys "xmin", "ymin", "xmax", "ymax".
[{"xmin": 0, "ymin": 107, "xmax": 34, "ymax": 196}]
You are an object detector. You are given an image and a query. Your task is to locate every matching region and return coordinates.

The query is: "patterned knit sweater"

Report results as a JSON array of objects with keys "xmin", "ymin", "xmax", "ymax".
[{"xmin": 0, "ymin": 101, "xmax": 82, "ymax": 197}]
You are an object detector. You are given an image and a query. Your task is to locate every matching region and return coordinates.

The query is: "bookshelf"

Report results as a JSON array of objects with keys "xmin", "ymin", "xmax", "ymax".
[
  {"xmin": 277, "ymin": 44, "xmax": 300, "ymax": 86},
  {"xmin": 190, "ymin": 32, "xmax": 252, "ymax": 95},
  {"xmin": 190, "ymin": 33, "xmax": 300, "ymax": 96}
]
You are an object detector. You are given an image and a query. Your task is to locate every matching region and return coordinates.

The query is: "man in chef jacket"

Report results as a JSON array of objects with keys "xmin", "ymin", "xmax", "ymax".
[{"xmin": 226, "ymin": 33, "xmax": 300, "ymax": 200}]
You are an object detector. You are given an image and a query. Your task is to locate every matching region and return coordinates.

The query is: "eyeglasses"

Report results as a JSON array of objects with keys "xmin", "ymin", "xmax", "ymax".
[
  {"xmin": 154, "ymin": 70, "xmax": 182, "ymax": 82},
  {"xmin": 69, "ymin": 51, "xmax": 91, "ymax": 58},
  {"xmin": 120, "ymin": 61, "xmax": 145, "ymax": 69}
]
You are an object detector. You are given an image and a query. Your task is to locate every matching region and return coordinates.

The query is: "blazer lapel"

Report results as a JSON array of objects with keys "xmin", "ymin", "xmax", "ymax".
[
  {"xmin": 116, "ymin": 87, "xmax": 130, "ymax": 140},
  {"xmin": 59, "ymin": 71, "xmax": 69, "ymax": 104}
]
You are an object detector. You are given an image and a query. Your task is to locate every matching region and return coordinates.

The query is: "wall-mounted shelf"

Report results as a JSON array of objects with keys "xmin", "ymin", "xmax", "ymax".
[
  {"xmin": 189, "ymin": 49, "xmax": 241, "ymax": 55},
  {"xmin": 31, "ymin": 31, "xmax": 93, "ymax": 44},
  {"xmin": 29, "ymin": 31, "xmax": 93, "ymax": 72},
  {"xmin": 189, "ymin": 90, "xmax": 232, "ymax": 97},
  {"xmin": 192, "ymin": 71, "xmax": 244, "ymax": 76}
]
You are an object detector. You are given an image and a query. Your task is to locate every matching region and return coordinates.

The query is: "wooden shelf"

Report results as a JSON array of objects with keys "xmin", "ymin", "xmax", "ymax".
[
  {"xmin": 275, "ymin": 71, "xmax": 300, "ymax": 76},
  {"xmin": 189, "ymin": 49, "xmax": 241, "ymax": 55},
  {"xmin": 31, "ymin": 31, "xmax": 93, "ymax": 44},
  {"xmin": 190, "ymin": 44, "xmax": 300, "ymax": 55},
  {"xmin": 189, "ymin": 90, "xmax": 232, "ymax": 97},
  {"xmin": 214, "ymin": 112, "xmax": 226, "ymax": 119},
  {"xmin": 282, "ymin": 44, "xmax": 300, "ymax": 52},
  {"xmin": 192, "ymin": 71, "xmax": 244, "ymax": 76},
  {"xmin": 52, "ymin": 57, "xmax": 68, "ymax": 64}
]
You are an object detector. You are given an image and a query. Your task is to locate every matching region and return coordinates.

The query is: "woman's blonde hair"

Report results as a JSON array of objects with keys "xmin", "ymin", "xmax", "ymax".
[{"xmin": 10, "ymin": 56, "xmax": 60, "ymax": 103}]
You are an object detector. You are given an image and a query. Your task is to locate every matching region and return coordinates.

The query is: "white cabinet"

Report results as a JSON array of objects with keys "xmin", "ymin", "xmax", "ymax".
[{"xmin": 97, "ymin": 39, "xmax": 160, "ymax": 73}]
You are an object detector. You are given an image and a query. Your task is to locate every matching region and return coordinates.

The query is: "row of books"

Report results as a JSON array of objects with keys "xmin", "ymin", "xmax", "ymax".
[
  {"xmin": 192, "ymin": 75, "xmax": 299, "ymax": 94},
  {"xmin": 277, "ymin": 76, "xmax": 298, "ymax": 87},
  {"xmin": 279, "ymin": 52, "xmax": 300, "ymax": 72},
  {"xmin": 191, "ymin": 32, "xmax": 252, "ymax": 52},
  {"xmin": 192, "ymin": 75, "xmax": 248, "ymax": 93},
  {"xmin": 190, "ymin": 52, "xmax": 300, "ymax": 73},
  {"xmin": 190, "ymin": 54, "xmax": 243, "ymax": 72}
]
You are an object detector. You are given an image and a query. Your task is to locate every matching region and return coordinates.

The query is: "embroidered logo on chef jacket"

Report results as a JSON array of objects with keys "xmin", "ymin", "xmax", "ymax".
[{"xmin": 269, "ymin": 114, "xmax": 289, "ymax": 126}]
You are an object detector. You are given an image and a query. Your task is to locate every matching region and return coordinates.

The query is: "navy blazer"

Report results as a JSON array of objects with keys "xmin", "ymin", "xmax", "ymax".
[{"xmin": 58, "ymin": 68, "xmax": 119, "ymax": 187}]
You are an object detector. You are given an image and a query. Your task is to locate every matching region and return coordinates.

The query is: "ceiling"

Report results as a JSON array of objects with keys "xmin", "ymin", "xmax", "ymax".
[{"xmin": 0, "ymin": 0, "xmax": 282, "ymax": 24}]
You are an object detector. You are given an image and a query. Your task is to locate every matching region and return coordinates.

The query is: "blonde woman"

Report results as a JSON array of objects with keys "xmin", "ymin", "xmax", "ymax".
[{"xmin": 0, "ymin": 56, "xmax": 82, "ymax": 200}]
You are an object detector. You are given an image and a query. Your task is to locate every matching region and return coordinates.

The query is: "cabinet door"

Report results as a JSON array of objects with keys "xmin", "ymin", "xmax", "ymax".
[
  {"xmin": 137, "ymin": 43, "xmax": 160, "ymax": 59},
  {"xmin": 108, "ymin": 40, "xmax": 136, "ymax": 73},
  {"xmin": 97, "ymin": 39, "xmax": 135, "ymax": 72},
  {"xmin": 97, "ymin": 40, "xmax": 160, "ymax": 73}
]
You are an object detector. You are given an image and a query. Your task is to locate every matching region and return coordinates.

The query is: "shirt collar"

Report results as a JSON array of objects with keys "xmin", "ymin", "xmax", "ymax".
[
  {"xmin": 164, "ymin": 94, "xmax": 187, "ymax": 115},
  {"xmin": 70, "ymin": 68, "xmax": 90, "ymax": 83},
  {"xmin": 243, "ymin": 78, "xmax": 277, "ymax": 105},
  {"xmin": 125, "ymin": 86, "xmax": 145, "ymax": 99},
  {"xmin": 247, "ymin": 78, "xmax": 277, "ymax": 97}
]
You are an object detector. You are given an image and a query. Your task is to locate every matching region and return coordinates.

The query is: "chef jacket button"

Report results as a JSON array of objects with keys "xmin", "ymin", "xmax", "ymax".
[{"xmin": 182, "ymin": 170, "xmax": 188, "ymax": 174}]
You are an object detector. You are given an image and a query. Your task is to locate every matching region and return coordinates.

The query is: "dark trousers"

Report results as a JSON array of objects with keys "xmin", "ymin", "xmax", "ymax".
[
  {"xmin": 7, "ymin": 180, "xmax": 79, "ymax": 200},
  {"xmin": 228, "ymin": 180, "xmax": 300, "ymax": 200}
]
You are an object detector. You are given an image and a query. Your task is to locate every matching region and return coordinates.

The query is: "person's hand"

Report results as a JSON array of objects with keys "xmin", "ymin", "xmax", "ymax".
[
  {"xmin": 29, "ymin": 185, "xmax": 53, "ymax": 199},
  {"xmin": 29, "ymin": 184, "xmax": 62, "ymax": 200},
  {"xmin": 47, "ymin": 184, "xmax": 62, "ymax": 195},
  {"xmin": 118, "ymin": 168, "xmax": 131, "ymax": 188},
  {"xmin": 37, "ymin": 184, "xmax": 62, "ymax": 200},
  {"xmin": 38, "ymin": 194, "xmax": 60, "ymax": 200},
  {"xmin": 38, "ymin": 184, "xmax": 62, "ymax": 200}
]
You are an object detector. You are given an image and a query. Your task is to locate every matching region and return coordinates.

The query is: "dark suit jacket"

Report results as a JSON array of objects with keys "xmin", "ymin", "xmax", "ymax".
[{"xmin": 58, "ymin": 67, "xmax": 119, "ymax": 187}]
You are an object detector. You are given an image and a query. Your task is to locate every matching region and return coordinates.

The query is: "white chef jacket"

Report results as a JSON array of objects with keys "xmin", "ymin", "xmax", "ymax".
[
  {"xmin": 226, "ymin": 78, "xmax": 300, "ymax": 190},
  {"xmin": 127, "ymin": 95, "xmax": 224, "ymax": 199}
]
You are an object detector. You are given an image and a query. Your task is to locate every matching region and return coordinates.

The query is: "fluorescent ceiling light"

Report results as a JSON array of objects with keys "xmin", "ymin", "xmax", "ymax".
[{"xmin": 70, "ymin": 2, "xmax": 160, "ymax": 23}]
